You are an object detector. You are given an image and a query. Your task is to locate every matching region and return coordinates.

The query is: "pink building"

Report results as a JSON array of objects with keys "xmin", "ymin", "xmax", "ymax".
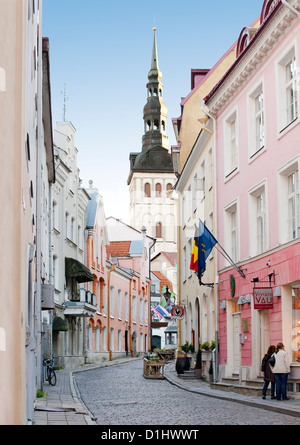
[
  {"xmin": 205, "ymin": 0, "xmax": 300, "ymax": 395},
  {"xmin": 85, "ymin": 187, "xmax": 150, "ymax": 361}
]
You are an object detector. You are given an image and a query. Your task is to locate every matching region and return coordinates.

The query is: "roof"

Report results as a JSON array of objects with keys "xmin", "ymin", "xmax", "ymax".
[
  {"xmin": 152, "ymin": 271, "xmax": 173, "ymax": 292},
  {"xmin": 151, "ymin": 251, "xmax": 177, "ymax": 267},
  {"xmin": 106, "ymin": 241, "xmax": 131, "ymax": 258}
]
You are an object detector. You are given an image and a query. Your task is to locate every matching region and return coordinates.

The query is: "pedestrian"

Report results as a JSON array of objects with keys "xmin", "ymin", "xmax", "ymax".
[
  {"xmin": 261, "ymin": 345, "xmax": 276, "ymax": 400},
  {"xmin": 269, "ymin": 342, "xmax": 290, "ymax": 401}
]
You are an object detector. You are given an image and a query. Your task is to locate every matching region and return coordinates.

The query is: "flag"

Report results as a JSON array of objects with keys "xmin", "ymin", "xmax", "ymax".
[{"xmin": 190, "ymin": 220, "xmax": 217, "ymax": 277}]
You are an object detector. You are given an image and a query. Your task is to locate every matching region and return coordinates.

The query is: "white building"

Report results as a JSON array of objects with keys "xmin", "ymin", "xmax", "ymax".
[{"xmin": 52, "ymin": 121, "xmax": 94, "ymax": 369}]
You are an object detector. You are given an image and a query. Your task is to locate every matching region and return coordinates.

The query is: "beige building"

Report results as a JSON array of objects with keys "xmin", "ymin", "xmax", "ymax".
[
  {"xmin": 0, "ymin": 0, "xmax": 55, "ymax": 424},
  {"xmin": 171, "ymin": 26, "xmax": 260, "ymax": 361}
]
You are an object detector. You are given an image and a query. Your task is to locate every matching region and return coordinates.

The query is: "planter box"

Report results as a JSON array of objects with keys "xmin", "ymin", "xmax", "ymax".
[{"xmin": 143, "ymin": 358, "xmax": 165, "ymax": 379}]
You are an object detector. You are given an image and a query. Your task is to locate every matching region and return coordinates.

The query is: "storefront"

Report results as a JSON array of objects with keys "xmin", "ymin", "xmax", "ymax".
[{"xmin": 218, "ymin": 242, "xmax": 300, "ymax": 396}]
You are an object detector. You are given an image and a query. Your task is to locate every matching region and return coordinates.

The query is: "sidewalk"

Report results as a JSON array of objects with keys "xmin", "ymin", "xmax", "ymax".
[
  {"xmin": 33, "ymin": 357, "xmax": 139, "ymax": 425},
  {"xmin": 33, "ymin": 357, "xmax": 300, "ymax": 425},
  {"xmin": 164, "ymin": 361, "xmax": 300, "ymax": 419}
]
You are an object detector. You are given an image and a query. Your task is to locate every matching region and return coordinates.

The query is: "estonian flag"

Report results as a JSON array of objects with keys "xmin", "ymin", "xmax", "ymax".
[{"xmin": 190, "ymin": 220, "xmax": 217, "ymax": 277}]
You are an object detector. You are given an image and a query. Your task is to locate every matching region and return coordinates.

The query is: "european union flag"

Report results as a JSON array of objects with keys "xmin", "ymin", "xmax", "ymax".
[{"xmin": 190, "ymin": 220, "xmax": 217, "ymax": 277}]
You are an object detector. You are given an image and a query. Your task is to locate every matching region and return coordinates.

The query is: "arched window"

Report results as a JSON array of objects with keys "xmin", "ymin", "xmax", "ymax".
[
  {"xmin": 156, "ymin": 222, "xmax": 162, "ymax": 238},
  {"xmin": 147, "ymin": 120, "xmax": 151, "ymax": 131},
  {"xmin": 155, "ymin": 183, "xmax": 161, "ymax": 197},
  {"xmin": 154, "ymin": 119, "xmax": 159, "ymax": 130},
  {"xmin": 162, "ymin": 120, "xmax": 165, "ymax": 131},
  {"xmin": 144, "ymin": 183, "xmax": 151, "ymax": 197},
  {"xmin": 166, "ymin": 183, "xmax": 173, "ymax": 191}
]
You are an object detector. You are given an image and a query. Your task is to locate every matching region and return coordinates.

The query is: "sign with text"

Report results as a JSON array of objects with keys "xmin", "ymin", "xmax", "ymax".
[{"xmin": 253, "ymin": 287, "xmax": 273, "ymax": 310}]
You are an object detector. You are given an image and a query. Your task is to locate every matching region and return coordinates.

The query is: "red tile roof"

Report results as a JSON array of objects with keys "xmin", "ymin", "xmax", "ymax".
[{"xmin": 106, "ymin": 241, "xmax": 131, "ymax": 258}]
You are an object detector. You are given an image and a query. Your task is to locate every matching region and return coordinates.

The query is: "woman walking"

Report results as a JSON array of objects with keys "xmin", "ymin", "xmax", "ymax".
[
  {"xmin": 261, "ymin": 345, "xmax": 276, "ymax": 400},
  {"xmin": 270, "ymin": 343, "xmax": 290, "ymax": 401}
]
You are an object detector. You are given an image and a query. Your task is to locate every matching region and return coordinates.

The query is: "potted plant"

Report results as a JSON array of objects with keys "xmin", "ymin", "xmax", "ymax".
[
  {"xmin": 195, "ymin": 349, "xmax": 202, "ymax": 379},
  {"xmin": 200, "ymin": 341, "xmax": 210, "ymax": 351},
  {"xmin": 210, "ymin": 340, "xmax": 216, "ymax": 350},
  {"xmin": 176, "ymin": 344, "xmax": 191, "ymax": 374}
]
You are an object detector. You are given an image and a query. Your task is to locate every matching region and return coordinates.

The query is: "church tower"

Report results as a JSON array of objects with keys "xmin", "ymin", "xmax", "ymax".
[{"xmin": 128, "ymin": 28, "xmax": 177, "ymax": 256}]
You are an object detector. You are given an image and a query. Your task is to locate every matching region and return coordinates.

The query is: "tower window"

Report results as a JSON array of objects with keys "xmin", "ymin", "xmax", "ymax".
[
  {"xmin": 162, "ymin": 120, "xmax": 165, "ymax": 131},
  {"xmin": 156, "ymin": 222, "xmax": 162, "ymax": 238},
  {"xmin": 144, "ymin": 183, "xmax": 151, "ymax": 197},
  {"xmin": 147, "ymin": 120, "xmax": 151, "ymax": 131},
  {"xmin": 154, "ymin": 119, "xmax": 159, "ymax": 130},
  {"xmin": 155, "ymin": 183, "xmax": 161, "ymax": 197}
]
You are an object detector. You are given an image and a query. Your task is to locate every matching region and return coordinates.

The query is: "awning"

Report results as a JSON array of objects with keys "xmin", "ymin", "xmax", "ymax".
[
  {"xmin": 52, "ymin": 316, "xmax": 68, "ymax": 332},
  {"xmin": 237, "ymin": 294, "xmax": 251, "ymax": 305},
  {"xmin": 65, "ymin": 257, "xmax": 93, "ymax": 283}
]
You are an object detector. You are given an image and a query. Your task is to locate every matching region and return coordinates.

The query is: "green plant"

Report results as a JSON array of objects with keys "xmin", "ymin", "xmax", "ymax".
[
  {"xmin": 181, "ymin": 341, "xmax": 194, "ymax": 353},
  {"xmin": 200, "ymin": 341, "xmax": 210, "ymax": 350},
  {"xmin": 195, "ymin": 349, "xmax": 202, "ymax": 369},
  {"xmin": 210, "ymin": 340, "xmax": 216, "ymax": 350},
  {"xmin": 36, "ymin": 389, "xmax": 45, "ymax": 398}
]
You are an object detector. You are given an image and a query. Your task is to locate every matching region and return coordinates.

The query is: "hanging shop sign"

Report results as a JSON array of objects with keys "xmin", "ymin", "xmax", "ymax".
[
  {"xmin": 253, "ymin": 287, "xmax": 273, "ymax": 310},
  {"xmin": 171, "ymin": 305, "xmax": 185, "ymax": 320}
]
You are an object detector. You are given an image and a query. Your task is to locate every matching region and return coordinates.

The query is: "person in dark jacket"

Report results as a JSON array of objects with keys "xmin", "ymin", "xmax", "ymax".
[{"xmin": 261, "ymin": 345, "xmax": 276, "ymax": 400}]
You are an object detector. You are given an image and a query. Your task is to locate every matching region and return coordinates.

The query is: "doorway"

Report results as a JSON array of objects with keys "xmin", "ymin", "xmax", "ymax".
[
  {"xmin": 259, "ymin": 310, "xmax": 270, "ymax": 375},
  {"xmin": 233, "ymin": 313, "xmax": 241, "ymax": 374}
]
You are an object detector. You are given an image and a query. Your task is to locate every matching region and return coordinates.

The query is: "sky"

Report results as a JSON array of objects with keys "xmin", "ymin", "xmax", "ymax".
[{"xmin": 42, "ymin": 0, "xmax": 264, "ymax": 224}]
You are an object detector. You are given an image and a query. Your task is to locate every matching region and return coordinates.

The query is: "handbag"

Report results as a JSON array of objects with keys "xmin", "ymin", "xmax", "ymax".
[{"xmin": 269, "ymin": 355, "xmax": 276, "ymax": 367}]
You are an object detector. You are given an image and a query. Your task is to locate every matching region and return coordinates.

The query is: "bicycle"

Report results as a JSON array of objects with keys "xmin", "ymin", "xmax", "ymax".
[{"xmin": 43, "ymin": 358, "xmax": 57, "ymax": 386}]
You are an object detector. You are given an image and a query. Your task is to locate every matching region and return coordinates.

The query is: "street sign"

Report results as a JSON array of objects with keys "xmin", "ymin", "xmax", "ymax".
[
  {"xmin": 253, "ymin": 287, "xmax": 273, "ymax": 309},
  {"xmin": 171, "ymin": 305, "xmax": 185, "ymax": 320}
]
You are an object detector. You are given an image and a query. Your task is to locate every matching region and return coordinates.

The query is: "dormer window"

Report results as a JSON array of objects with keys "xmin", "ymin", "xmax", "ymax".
[
  {"xmin": 261, "ymin": 0, "xmax": 280, "ymax": 23},
  {"xmin": 236, "ymin": 27, "xmax": 257, "ymax": 58}
]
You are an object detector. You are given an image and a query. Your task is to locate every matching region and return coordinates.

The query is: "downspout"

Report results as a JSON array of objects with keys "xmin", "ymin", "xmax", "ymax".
[
  {"xmin": 129, "ymin": 277, "xmax": 133, "ymax": 356},
  {"xmin": 148, "ymin": 238, "xmax": 156, "ymax": 352},
  {"xmin": 107, "ymin": 263, "xmax": 116, "ymax": 360},
  {"xmin": 281, "ymin": 0, "xmax": 300, "ymax": 17},
  {"xmin": 200, "ymin": 100, "xmax": 219, "ymax": 382}
]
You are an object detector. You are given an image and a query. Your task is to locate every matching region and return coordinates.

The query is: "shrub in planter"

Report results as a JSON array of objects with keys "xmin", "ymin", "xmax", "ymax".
[{"xmin": 195, "ymin": 349, "xmax": 202, "ymax": 379}]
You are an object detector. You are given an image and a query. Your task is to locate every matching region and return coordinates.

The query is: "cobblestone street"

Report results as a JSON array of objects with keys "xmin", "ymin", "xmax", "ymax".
[{"xmin": 74, "ymin": 360, "xmax": 300, "ymax": 426}]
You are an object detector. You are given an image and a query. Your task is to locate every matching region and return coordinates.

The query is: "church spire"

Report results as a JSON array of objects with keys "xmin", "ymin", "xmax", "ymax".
[
  {"xmin": 150, "ymin": 27, "xmax": 160, "ymax": 74},
  {"xmin": 142, "ymin": 27, "xmax": 169, "ymax": 152}
]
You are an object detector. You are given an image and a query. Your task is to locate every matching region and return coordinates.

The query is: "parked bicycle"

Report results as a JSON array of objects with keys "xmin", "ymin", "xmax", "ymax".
[{"xmin": 43, "ymin": 358, "xmax": 56, "ymax": 386}]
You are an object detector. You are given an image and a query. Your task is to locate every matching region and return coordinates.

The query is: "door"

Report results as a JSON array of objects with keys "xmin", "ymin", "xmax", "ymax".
[
  {"xmin": 233, "ymin": 313, "xmax": 241, "ymax": 374},
  {"xmin": 259, "ymin": 310, "xmax": 270, "ymax": 374}
]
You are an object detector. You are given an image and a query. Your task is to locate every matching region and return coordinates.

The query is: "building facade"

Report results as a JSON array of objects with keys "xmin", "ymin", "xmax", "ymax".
[
  {"xmin": 0, "ymin": 0, "xmax": 55, "ymax": 424},
  {"xmin": 205, "ymin": 0, "xmax": 300, "ymax": 394},
  {"xmin": 52, "ymin": 121, "xmax": 94, "ymax": 369}
]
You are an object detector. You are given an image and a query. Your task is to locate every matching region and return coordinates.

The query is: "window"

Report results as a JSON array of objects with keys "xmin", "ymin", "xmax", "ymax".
[
  {"xmin": 249, "ymin": 84, "xmax": 265, "ymax": 159},
  {"xmin": 132, "ymin": 295, "xmax": 137, "ymax": 323},
  {"xmin": 110, "ymin": 286, "xmax": 114, "ymax": 317},
  {"xmin": 125, "ymin": 292, "xmax": 129, "ymax": 321},
  {"xmin": 286, "ymin": 57, "xmax": 298, "ymax": 124},
  {"xmin": 140, "ymin": 298, "xmax": 143, "ymax": 324},
  {"xmin": 277, "ymin": 47, "xmax": 298, "ymax": 131},
  {"xmin": 144, "ymin": 183, "xmax": 151, "ymax": 197},
  {"xmin": 182, "ymin": 245, "xmax": 187, "ymax": 282},
  {"xmin": 224, "ymin": 201, "xmax": 239, "ymax": 263},
  {"xmin": 292, "ymin": 289, "xmax": 300, "ymax": 362},
  {"xmin": 53, "ymin": 200, "xmax": 59, "ymax": 231},
  {"xmin": 156, "ymin": 221, "xmax": 162, "ymax": 238},
  {"xmin": 278, "ymin": 160, "xmax": 300, "ymax": 244},
  {"xmin": 155, "ymin": 183, "xmax": 161, "ymax": 197},
  {"xmin": 288, "ymin": 170, "xmax": 300, "ymax": 240},
  {"xmin": 224, "ymin": 110, "xmax": 238, "ymax": 177},
  {"xmin": 118, "ymin": 289, "xmax": 122, "ymax": 319}
]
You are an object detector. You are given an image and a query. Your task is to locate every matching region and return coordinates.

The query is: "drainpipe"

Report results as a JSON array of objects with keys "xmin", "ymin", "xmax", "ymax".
[
  {"xmin": 281, "ymin": 0, "xmax": 300, "ymax": 17},
  {"xmin": 129, "ymin": 277, "xmax": 133, "ymax": 356},
  {"xmin": 200, "ymin": 100, "xmax": 219, "ymax": 382},
  {"xmin": 107, "ymin": 263, "xmax": 116, "ymax": 360}
]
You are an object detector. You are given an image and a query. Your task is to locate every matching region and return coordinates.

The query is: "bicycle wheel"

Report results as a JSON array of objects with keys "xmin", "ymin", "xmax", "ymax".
[{"xmin": 48, "ymin": 368, "xmax": 56, "ymax": 386}]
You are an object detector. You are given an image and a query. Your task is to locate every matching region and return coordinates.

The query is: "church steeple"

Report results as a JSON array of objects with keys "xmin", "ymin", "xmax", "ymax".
[{"xmin": 142, "ymin": 27, "xmax": 169, "ymax": 152}]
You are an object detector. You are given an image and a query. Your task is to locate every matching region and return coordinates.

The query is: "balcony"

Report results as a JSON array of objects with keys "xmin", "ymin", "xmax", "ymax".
[{"xmin": 63, "ymin": 288, "xmax": 97, "ymax": 317}]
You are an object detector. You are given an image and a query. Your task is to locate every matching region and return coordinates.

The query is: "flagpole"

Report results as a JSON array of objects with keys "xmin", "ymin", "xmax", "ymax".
[{"xmin": 215, "ymin": 244, "xmax": 245, "ymax": 278}]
